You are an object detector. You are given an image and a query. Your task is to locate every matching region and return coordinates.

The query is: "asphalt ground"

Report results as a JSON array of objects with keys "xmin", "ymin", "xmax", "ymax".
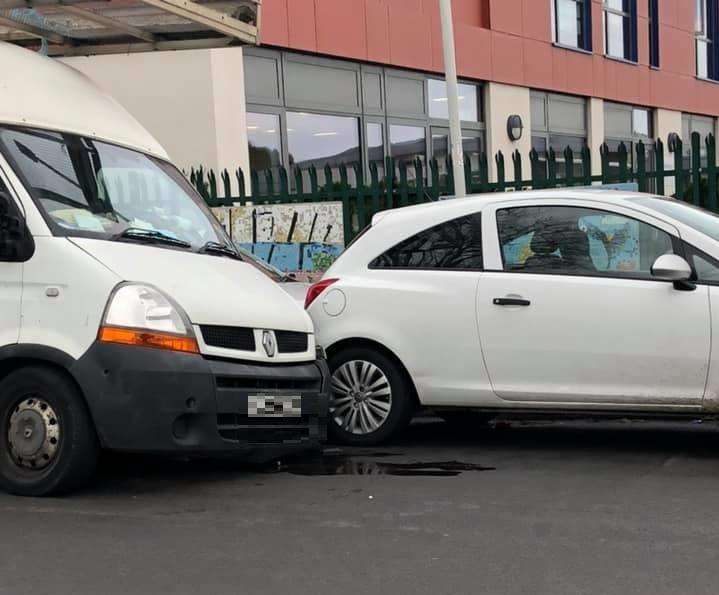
[{"xmin": 2, "ymin": 417, "xmax": 719, "ymax": 595}]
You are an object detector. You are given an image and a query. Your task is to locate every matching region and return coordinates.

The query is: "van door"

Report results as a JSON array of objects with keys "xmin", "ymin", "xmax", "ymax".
[{"xmin": 0, "ymin": 181, "xmax": 23, "ymax": 347}]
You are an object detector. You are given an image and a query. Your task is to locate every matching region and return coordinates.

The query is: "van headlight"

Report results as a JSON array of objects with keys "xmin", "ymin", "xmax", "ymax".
[{"xmin": 98, "ymin": 283, "xmax": 199, "ymax": 354}]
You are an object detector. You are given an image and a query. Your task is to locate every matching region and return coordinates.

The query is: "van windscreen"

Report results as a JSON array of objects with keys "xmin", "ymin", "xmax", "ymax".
[{"xmin": 0, "ymin": 126, "xmax": 231, "ymax": 252}]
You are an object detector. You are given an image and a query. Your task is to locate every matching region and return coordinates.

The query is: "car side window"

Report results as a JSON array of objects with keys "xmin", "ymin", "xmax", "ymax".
[
  {"xmin": 370, "ymin": 213, "xmax": 482, "ymax": 270},
  {"xmin": 497, "ymin": 206, "xmax": 675, "ymax": 279},
  {"xmin": 684, "ymin": 245, "xmax": 719, "ymax": 284}
]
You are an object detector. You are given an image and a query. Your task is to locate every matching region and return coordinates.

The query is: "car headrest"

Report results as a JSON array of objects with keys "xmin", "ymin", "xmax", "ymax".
[{"xmin": 530, "ymin": 227, "xmax": 558, "ymax": 255}]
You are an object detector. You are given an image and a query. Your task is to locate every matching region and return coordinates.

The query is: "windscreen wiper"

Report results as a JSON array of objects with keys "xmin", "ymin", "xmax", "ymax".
[
  {"xmin": 198, "ymin": 241, "xmax": 241, "ymax": 260},
  {"xmin": 113, "ymin": 227, "xmax": 191, "ymax": 249}
]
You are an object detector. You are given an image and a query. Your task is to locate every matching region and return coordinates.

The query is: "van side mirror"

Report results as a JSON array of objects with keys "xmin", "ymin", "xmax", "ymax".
[
  {"xmin": 651, "ymin": 254, "xmax": 695, "ymax": 290},
  {"xmin": 0, "ymin": 191, "xmax": 33, "ymax": 261}
]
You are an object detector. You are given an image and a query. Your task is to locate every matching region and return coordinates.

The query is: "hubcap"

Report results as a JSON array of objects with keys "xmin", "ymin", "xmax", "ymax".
[
  {"xmin": 331, "ymin": 360, "xmax": 392, "ymax": 435},
  {"xmin": 7, "ymin": 398, "xmax": 60, "ymax": 470}
]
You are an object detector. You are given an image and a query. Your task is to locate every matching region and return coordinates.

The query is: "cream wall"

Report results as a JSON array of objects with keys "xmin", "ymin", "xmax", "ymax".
[
  {"xmin": 587, "ymin": 98, "xmax": 605, "ymax": 178},
  {"xmin": 654, "ymin": 108, "xmax": 683, "ymax": 196},
  {"xmin": 62, "ymin": 48, "xmax": 249, "ymax": 178},
  {"xmin": 485, "ymin": 82, "xmax": 532, "ymax": 184}
]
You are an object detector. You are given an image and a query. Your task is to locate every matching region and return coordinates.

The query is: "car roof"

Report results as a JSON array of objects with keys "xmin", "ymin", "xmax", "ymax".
[
  {"xmin": 0, "ymin": 42, "xmax": 168, "ymax": 160},
  {"xmin": 371, "ymin": 188, "xmax": 661, "ymax": 225}
]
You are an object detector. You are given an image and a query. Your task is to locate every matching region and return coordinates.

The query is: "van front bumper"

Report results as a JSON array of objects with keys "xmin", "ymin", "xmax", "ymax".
[{"xmin": 70, "ymin": 342, "xmax": 329, "ymax": 458}]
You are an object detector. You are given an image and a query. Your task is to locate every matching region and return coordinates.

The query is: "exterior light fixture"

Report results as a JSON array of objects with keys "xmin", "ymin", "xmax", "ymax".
[
  {"xmin": 667, "ymin": 132, "xmax": 681, "ymax": 153},
  {"xmin": 507, "ymin": 115, "xmax": 524, "ymax": 141}
]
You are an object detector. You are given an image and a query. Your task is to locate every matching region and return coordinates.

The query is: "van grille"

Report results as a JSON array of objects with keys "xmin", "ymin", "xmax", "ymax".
[
  {"xmin": 217, "ymin": 414, "xmax": 311, "ymax": 443},
  {"xmin": 276, "ymin": 331, "xmax": 309, "ymax": 353},
  {"xmin": 215, "ymin": 376, "xmax": 321, "ymax": 392},
  {"xmin": 200, "ymin": 326, "xmax": 255, "ymax": 351}
]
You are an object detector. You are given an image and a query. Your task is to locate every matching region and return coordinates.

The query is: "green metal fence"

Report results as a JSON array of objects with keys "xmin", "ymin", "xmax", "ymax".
[{"xmin": 190, "ymin": 132, "xmax": 718, "ymax": 245}]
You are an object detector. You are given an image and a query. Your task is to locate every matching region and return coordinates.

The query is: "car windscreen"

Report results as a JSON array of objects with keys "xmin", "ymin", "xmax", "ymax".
[
  {"xmin": 0, "ymin": 126, "xmax": 230, "ymax": 250},
  {"xmin": 632, "ymin": 196, "xmax": 719, "ymax": 242}
]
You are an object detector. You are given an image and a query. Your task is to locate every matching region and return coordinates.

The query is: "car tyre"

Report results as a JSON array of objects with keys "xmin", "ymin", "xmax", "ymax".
[
  {"xmin": 0, "ymin": 366, "xmax": 99, "ymax": 497},
  {"xmin": 328, "ymin": 347, "xmax": 413, "ymax": 446}
]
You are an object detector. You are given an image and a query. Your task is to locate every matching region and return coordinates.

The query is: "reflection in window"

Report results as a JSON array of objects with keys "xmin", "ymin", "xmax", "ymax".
[
  {"xmin": 696, "ymin": 0, "xmax": 714, "ymax": 79},
  {"xmin": 497, "ymin": 206, "xmax": 673, "ymax": 277},
  {"xmin": 367, "ymin": 123, "xmax": 385, "ymax": 180},
  {"xmin": 555, "ymin": 0, "xmax": 590, "ymax": 50},
  {"xmin": 390, "ymin": 125, "xmax": 426, "ymax": 181},
  {"xmin": 531, "ymin": 134, "xmax": 586, "ymax": 181},
  {"xmin": 287, "ymin": 112, "xmax": 360, "ymax": 188},
  {"xmin": 370, "ymin": 213, "xmax": 482, "ymax": 270},
  {"xmin": 247, "ymin": 112, "xmax": 282, "ymax": 193},
  {"xmin": 428, "ymin": 79, "xmax": 480, "ymax": 121}
]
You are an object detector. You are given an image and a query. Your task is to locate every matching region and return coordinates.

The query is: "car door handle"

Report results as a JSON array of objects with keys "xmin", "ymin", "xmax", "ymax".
[{"xmin": 493, "ymin": 297, "xmax": 531, "ymax": 307}]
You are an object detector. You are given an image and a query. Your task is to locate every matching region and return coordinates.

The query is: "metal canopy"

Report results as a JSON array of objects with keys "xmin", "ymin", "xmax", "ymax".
[{"xmin": 0, "ymin": 0, "xmax": 260, "ymax": 56}]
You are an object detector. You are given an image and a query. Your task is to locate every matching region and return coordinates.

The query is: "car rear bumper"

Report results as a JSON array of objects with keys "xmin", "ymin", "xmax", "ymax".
[{"xmin": 70, "ymin": 342, "xmax": 329, "ymax": 458}]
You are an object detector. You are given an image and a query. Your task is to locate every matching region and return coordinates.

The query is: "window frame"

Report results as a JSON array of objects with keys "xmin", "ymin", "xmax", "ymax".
[
  {"xmin": 602, "ymin": 0, "xmax": 638, "ymax": 62},
  {"xmin": 696, "ymin": 0, "xmax": 718, "ymax": 80},
  {"xmin": 492, "ymin": 203, "xmax": 683, "ymax": 283},
  {"xmin": 368, "ymin": 212, "xmax": 484, "ymax": 272}
]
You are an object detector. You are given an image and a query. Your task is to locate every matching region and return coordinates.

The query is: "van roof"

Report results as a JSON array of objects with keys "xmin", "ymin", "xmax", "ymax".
[{"xmin": 0, "ymin": 42, "xmax": 168, "ymax": 159}]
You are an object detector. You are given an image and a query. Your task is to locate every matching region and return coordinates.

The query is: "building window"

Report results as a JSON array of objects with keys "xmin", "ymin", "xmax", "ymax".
[
  {"xmin": 389, "ymin": 124, "xmax": 426, "ymax": 181},
  {"xmin": 603, "ymin": 0, "xmax": 638, "ymax": 61},
  {"xmin": 696, "ymin": 0, "xmax": 717, "ymax": 79},
  {"xmin": 286, "ymin": 112, "xmax": 360, "ymax": 187},
  {"xmin": 366, "ymin": 122, "xmax": 385, "ymax": 178},
  {"xmin": 554, "ymin": 0, "xmax": 593, "ymax": 51},
  {"xmin": 649, "ymin": 0, "xmax": 659, "ymax": 67},
  {"xmin": 431, "ymin": 129, "xmax": 484, "ymax": 184},
  {"xmin": 247, "ymin": 112, "xmax": 282, "ymax": 193},
  {"xmin": 604, "ymin": 102, "xmax": 654, "ymax": 183},
  {"xmin": 682, "ymin": 113, "xmax": 715, "ymax": 167},
  {"xmin": 530, "ymin": 92, "xmax": 588, "ymax": 180},
  {"xmin": 428, "ymin": 79, "xmax": 480, "ymax": 122}
]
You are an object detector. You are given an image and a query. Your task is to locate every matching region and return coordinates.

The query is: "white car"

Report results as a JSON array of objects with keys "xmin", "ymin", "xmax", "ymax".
[{"xmin": 307, "ymin": 188, "xmax": 719, "ymax": 445}]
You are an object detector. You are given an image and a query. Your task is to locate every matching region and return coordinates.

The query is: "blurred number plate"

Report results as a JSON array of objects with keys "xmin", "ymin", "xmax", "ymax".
[{"xmin": 248, "ymin": 395, "xmax": 302, "ymax": 417}]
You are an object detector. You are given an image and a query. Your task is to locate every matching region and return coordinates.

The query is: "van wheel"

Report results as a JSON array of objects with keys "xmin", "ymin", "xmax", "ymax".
[
  {"xmin": 328, "ymin": 347, "xmax": 413, "ymax": 446},
  {"xmin": 0, "ymin": 366, "xmax": 99, "ymax": 497}
]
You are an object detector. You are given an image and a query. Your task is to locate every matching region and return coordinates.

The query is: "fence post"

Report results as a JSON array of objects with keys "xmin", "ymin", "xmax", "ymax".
[
  {"xmin": 636, "ymin": 141, "xmax": 647, "ymax": 193},
  {"xmin": 691, "ymin": 131, "xmax": 702, "ymax": 206},
  {"xmin": 564, "ymin": 147, "xmax": 575, "ymax": 187},
  {"xmin": 478, "ymin": 151, "xmax": 489, "ymax": 193},
  {"xmin": 369, "ymin": 162, "xmax": 381, "ymax": 215},
  {"xmin": 429, "ymin": 158, "xmax": 440, "ymax": 200},
  {"xmin": 354, "ymin": 162, "xmax": 367, "ymax": 232},
  {"xmin": 264, "ymin": 170, "xmax": 275, "ymax": 203},
  {"xmin": 708, "ymin": 134, "xmax": 717, "ymax": 211},
  {"xmin": 398, "ymin": 160, "xmax": 409, "ymax": 206},
  {"xmin": 547, "ymin": 147, "xmax": 557, "ymax": 188},
  {"xmin": 339, "ymin": 163, "xmax": 352, "ymax": 245},
  {"xmin": 415, "ymin": 158, "xmax": 425, "ymax": 204},
  {"xmin": 673, "ymin": 137, "xmax": 684, "ymax": 199},
  {"xmin": 278, "ymin": 166, "xmax": 289, "ymax": 202},
  {"xmin": 464, "ymin": 154, "xmax": 472, "ymax": 194},
  {"xmin": 654, "ymin": 139, "xmax": 665, "ymax": 196},
  {"xmin": 446, "ymin": 156, "xmax": 455, "ymax": 196},
  {"xmin": 495, "ymin": 151, "xmax": 506, "ymax": 191},
  {"xmin": 293, "ymin": 167, "xmax": 303, "ymax": 203},
  {"xmin": 529, "ymin": 149, "xmax": 543, "ymax": 190},
  {"xmin": 221, "ymin": 169, "xmax": 232, "ymax": 206},
  {"xmin": 385, "ymin": 156, "xmax": 394, "ymax": 210},
  {"xmin": 208, "ymin": 169, "xmax": 218, "ymax": 206},
  {"xmin": 581, "ymin": 146, "xmax": 592, "ymax": 186},
  {"xmin": 309, "ymin": 166, "xmax": 319, "ymax": 200},
  {"xmin": 617, "ymin": 142, "xmax": 629, "ymax": 183},
  {"xmin": 600, "ymin": 143, "xmax": 609, "ymax": 183},
  {"xmin": 512, "ymin": 150, "xmax": 523, "ymax": 191},
  {"xmin": 236, "ymin": 168, "xmax": 247, "ymax": 202}
]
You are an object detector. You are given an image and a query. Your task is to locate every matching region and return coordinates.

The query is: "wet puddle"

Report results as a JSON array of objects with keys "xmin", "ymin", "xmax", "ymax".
[{"xmin": 267, "ymin": 454, "xmax": 495, "ymax": 477}]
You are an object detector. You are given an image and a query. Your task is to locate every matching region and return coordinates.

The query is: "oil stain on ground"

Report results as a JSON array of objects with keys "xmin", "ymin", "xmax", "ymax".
[{"xmin": 268, "ymin": 454, "xmax": 495, "ymax": 477}]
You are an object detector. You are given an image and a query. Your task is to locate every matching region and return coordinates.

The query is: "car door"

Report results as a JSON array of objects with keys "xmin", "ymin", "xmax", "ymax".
[
  {"xmin": 0, "ymin": 178, "xmax": 23, "ymax": 348},
  {"xmin": 477, "ymin": 200, "xmax": 710, "ymax": 407}
]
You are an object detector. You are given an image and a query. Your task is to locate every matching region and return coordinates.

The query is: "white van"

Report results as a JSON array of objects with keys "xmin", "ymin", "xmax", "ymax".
[{"xmin": 0, "ymin": 43, "xmax": 329, "ymax": 496}]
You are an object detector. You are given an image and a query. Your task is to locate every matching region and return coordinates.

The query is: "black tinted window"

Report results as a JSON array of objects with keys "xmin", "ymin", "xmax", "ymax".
[
  {"xmin": 370, "ymin": 213, "xmax": 482, "ymax": 270},
  {"xmin": 497, "ymin": 206, "xmax": 674, "ymax": 279}
]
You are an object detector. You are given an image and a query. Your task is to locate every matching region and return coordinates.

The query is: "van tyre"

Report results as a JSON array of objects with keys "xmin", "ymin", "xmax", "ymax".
[
  {"xmin": 0, "ymin": 366, "xmax": 99, "ymax": 497},
  {"xmin": 328, "ymin": 347, "xmax": 413, "ymax": 446}
]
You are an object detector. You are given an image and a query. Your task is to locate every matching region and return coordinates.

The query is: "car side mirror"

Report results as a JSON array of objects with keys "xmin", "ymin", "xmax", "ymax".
[{"xmin": 651, "ymin": 254, "xmax": 695, "ymax": 290}]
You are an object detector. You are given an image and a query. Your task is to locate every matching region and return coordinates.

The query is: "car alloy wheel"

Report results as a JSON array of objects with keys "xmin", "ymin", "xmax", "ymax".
[{"xmin": 331, "ymin": 360, "xmax": 392, "ymax": 435}]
